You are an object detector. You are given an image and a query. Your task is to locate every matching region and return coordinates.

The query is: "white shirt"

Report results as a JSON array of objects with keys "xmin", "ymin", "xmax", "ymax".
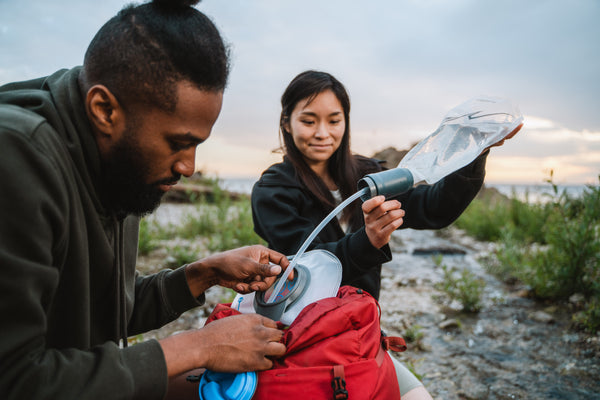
[{"xmin": 330, "ymin": 189, "xmax": 350, "ymax": 233}]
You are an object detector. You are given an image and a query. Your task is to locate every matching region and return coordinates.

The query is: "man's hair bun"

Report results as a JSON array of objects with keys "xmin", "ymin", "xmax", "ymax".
[{"xmin": 153, "ymin": 0, "xmax": 201, "ymax": 8}]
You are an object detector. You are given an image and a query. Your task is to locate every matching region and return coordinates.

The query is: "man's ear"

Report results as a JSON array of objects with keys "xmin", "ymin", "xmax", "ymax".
[{"xmin": 85, "ymin": 85, "xmax": 125, "ymax": 141}]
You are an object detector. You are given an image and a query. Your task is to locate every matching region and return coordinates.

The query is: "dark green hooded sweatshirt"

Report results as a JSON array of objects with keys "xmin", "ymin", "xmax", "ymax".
[{"xmin": 0, "ymin": 68, "xmax": 204, "ymax": 400}]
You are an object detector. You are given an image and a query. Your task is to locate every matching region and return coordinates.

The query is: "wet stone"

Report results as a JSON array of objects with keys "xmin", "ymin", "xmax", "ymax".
[
  {"xmin": 439, "ymin": 318, "xmax": 461, "ymax": 330},
  {"xmin": 528, "ymin": 310, "xmax": 555, "ymax": 324},
  {"xmin": 560, "ymin": 361, "xmax": 587, "ymax": 376},
  {"xmin": 569, "ymin": 293, "xmax": 585, "ymax": 306},
  {"xmin": 412, "ymin": 246, "xmax": 467, "ymax": 255}
]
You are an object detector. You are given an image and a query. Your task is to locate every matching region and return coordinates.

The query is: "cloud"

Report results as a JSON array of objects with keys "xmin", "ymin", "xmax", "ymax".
[
  {"xmin": 483, "ymin": 116, "xmax": 600, "ymax": 184},
  {"xmin": 1, "ymin": 0, "xmax": 599, "ymax": 184}
]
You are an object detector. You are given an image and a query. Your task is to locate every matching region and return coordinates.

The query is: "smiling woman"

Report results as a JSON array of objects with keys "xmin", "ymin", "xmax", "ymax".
[
  {"xmin": 250, "ymin": 70, "xmax": 491, "ymax": 399},
  {"xmin": 285, "ymin": 90, "xmax": 346, "ymax": 184}
]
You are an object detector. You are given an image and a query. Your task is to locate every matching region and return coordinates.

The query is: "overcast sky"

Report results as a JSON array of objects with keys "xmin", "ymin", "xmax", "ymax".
[{"xmin": 1, "ymin": 0, "xmax": 599, "ymax": 185}]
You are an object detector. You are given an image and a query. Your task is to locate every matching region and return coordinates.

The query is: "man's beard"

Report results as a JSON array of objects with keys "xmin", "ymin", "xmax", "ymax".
[{"xmin": 98, "ymin": 133, "xmax": 179, "ymax": 217}]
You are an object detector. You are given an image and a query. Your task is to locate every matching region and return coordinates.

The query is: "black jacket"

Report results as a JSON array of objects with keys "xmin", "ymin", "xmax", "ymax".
[
  {"xmin": 0, "ymin": 68, "xmax": 203, "ymax": 400},
  {"xmin": 251, "ymin": 154, "xmax": 487, "ymax": 299}
]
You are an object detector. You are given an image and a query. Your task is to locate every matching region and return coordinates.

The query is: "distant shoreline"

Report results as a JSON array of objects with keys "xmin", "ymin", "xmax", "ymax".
[{"xmin": 218, "ymin": 176, "xmax": 590, "ymax": 203}]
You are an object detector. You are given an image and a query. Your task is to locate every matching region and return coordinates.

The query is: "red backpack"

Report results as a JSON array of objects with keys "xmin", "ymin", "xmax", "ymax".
[{"xmin": 205, "ymin": 285, "xmax": 407, "ymax": 399}]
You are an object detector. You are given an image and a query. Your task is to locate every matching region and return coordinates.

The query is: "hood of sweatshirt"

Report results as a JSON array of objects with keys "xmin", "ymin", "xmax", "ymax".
[
  {"xmin": 0, "ymin": 67, "xmax": 105, "ymax": 216},
  {"xmin": 0, "ymin": 68, "xmax": 135, "ymax": 345},
  {"xmin": 255, "ymin": 156, "xmax": 305, "ymax": 189}
]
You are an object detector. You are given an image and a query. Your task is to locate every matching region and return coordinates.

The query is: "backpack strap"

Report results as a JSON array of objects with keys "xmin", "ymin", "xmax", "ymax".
[
  {"xmin": 331, "ymin": 365, "xmax": 348, "ymax": 400},
  {"xmin": 381, "ymin": 330, "xmax": 407, "ymax": 352},
  {"xmin": 382, "ymin": 336, "xmax": 407, "ymax": 352}
]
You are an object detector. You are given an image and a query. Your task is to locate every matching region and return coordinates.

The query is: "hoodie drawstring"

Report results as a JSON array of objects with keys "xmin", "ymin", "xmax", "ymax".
[{"xmin": 113, "ymin": 219, "xmax": 128, "ymax": 348}]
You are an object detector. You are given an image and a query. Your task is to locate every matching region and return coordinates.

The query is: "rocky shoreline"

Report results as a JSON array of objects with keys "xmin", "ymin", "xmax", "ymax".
[
  {"xmin": 378, "ymin": 227, "xmax": 600, "ymax": 400},
  {"xmin": 138, "ymin": 205, "xmax": 600, "ymax": 399}
]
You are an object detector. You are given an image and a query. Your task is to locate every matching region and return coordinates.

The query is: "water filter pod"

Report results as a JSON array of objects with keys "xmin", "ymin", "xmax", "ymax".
[
  {"xmin": 198, "ymin": 371, "xmax": 257, "ymax": 400},
  {"xmin": 357, "ymin": 167, "xmax": 414, "ymax": 201}
]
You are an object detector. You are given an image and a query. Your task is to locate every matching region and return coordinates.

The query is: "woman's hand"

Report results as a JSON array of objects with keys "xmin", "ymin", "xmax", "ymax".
[
  {"xmin": 483, "ymin": 122, "xmax": 523, "ymax": 154},
  {"xmin": 362, "ymin": 195, "xmax": 405, "ymax": 249}
]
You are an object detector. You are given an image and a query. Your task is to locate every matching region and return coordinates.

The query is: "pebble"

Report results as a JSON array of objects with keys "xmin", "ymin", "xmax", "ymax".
[
  {"xmin": 528, "ymin": 310, "xmax": 555, "ymax": 324},
  {"xmin": 439, "ymin": 318, "xmax": 461, "ymax": 330}
]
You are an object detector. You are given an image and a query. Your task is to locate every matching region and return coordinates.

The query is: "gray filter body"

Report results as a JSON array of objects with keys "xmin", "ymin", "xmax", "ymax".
[
  {"xmin": 357, "ymin": 168, "xmax": 414, "ymax": 201},
  {"xmin": 254, "ymin": 264, "xmax": 310, "ymax": 322}
]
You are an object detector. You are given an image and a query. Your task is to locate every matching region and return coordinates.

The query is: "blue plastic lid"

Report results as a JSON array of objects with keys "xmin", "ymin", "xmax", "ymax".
[{"xmin": 198, "ymin": 371, "xmax": 257, "ymax": 400}]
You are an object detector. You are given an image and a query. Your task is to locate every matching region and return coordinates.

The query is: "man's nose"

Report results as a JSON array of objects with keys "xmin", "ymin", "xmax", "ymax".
[{"xmin": 173, "ymin": 149, "xmax": 196, "ymax": 177}]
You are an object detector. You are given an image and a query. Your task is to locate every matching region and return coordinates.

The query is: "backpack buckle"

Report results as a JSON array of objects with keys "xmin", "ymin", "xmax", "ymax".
[
  {"xmin": 331, "ymin": 376, "xmax": 348, "ymax": 399},
  {"xmin": 331, "ymin": 365, "xmax": 348, "ymax": 399}
]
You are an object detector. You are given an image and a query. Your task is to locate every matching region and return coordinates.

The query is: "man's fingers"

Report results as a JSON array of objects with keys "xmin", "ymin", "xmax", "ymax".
[
  {"xmin": 257, "ymin": 248, "xmax": 293, "ymax": 278},
  {"xmin": 257, "ymin": 261, "xmax": 294, "ymax": 282},
  {"xmin": 258, "ymin": 317, "xmax": 286, "ymax": 355},
  {"xmin": 235, "ymin": 283, "xmax": 251, "ymax": 293},
  {"xmin": 255, "ymin": 262, "xmax": 282, "ymax": 278},
  {"xmin": 266, "ymin": 249, "xmax": 290, "ymax": 269},
  {"xmin": 265, "ymin": 341, "xmax": 286, "ymax": 357},
  {"xmin": 259, "ymin": 315, "xmax": 279, "ymax": 329}
]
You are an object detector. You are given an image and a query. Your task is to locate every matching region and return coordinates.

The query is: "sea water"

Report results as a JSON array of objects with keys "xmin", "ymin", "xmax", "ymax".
[{"xmin": 219, "ymin": 178, "xmax": 588, "ymax": 204}]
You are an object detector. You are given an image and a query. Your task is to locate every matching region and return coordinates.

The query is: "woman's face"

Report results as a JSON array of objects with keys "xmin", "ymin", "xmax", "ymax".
[{"xmin": 286, "ymin": 89, "xmax": 346, "ymax": 170}]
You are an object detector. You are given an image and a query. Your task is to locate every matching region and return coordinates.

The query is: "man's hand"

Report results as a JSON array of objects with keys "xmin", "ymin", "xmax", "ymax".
[
  {"xmin": 160, "ymin": 314, "xmax": 286, "ymax": 378},
  {"xmin": 184, "ymin": 245, "xmax": 290, "ymax": 297},
  {"xmin": 362, "ymin": 195, "xmax": 405, "ymax": 249}
]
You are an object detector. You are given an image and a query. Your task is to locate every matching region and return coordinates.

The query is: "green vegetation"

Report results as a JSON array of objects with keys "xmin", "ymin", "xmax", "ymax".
[
  {"xmin": 177, "ymin": 176, "xmax": 265, "ymax": 252},
  {"xmin": 164, "ymin": 244, "xmax": 200, "ymax": 268},
  {"xmin": 137, "ymin": 218, "xmax": 158, "ymax": 256},
  {"xmin": 403, "ymin": 324, "xmax": 424, "ymax": 344},
  {"xmin": 454, "ymin": 186, "xmax": 548, "ymax": 243},
  {"xmin": 435, "ymin": 265, "xmax": 485, "ymax": 313},
  {"xmin": 140, "ymin": 175, "xmax": 266, "ymax": 259},
  {"xmin": 454, "ymin": 172, "xmax": 600, "ymax": 333},
  {"xmin": 220, "ymin": 289, "xmax": 238, "ymax": 304},
  {"xmin": 431, "ymin": 254, "xmax": 485, "ymax": 313}
]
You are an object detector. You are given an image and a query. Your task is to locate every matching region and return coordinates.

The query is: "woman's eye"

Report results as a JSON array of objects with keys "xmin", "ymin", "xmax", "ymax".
[
  {"xmin": 301, "ymin": 120, "xmax": 314, "ymax": 125},
  {"xmin": 330, "ymin": 120, "xmax": 341, "ymax": 125}
]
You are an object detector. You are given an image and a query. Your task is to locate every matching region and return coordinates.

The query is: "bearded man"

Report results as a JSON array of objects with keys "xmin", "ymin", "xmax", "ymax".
[{"xmin": 0, "ymin": 1, "xmax": 289, "ymax": 399}]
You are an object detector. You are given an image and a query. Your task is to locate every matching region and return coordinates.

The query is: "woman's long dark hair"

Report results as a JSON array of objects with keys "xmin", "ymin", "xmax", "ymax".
[{"xmin": 279, "ymin": 70, "xmax": 367, "ymax": 227}]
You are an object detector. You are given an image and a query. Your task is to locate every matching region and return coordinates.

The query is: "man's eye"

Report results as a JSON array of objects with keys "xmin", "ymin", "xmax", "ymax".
[{"xmin": 170, "ymin": 141, "xmax": 193, "ymax": 151}]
